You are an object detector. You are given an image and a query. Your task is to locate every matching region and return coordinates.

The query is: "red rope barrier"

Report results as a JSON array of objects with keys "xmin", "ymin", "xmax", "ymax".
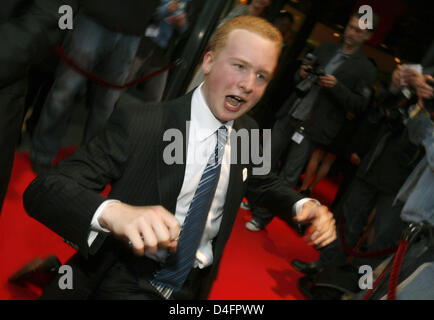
[
  {"xmin": 54, "ymin": 44, "xmax": 180, "ymax": 90},
  {"xmin": 338, "ymin": 211, "xmax": 418, "ymax": 300},
  {"xmin": 361, "ymin": 240, "xmax": 408, "ymax": 300},
  {"xmin": 387, "ymin": 240, "xmax": 409, "ymax": 300},
  {"xmin": 346, "ymin": 221, "xmax": 370, "ymax": 263},
  {"xmin": 362, "ymin": 257, "xmax": 393, "ymax": 300},
  {"xmin": 338, "ymin": 213, "xmax": 398, "ymax": 259}
]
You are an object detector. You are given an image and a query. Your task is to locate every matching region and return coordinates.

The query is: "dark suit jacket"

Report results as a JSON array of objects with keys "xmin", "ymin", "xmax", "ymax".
[
  {"xmin": 276, "ymin": 42, "xmax": 377, "ymax": 146},
  {"xmin": 23, "ymin": 92, "xmax": 303, "ymax": 299}
]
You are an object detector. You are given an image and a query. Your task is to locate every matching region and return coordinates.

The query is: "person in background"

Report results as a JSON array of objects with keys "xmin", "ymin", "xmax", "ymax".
[
  {"xmin": 29, "ymin": 0, "xmax": 160, "ymax": 175},
  {"xmin": 128, "ymin": 0, "xmax": 192, "ymax": 102},
  {"xmin": 0, "ymin": 0, "xmax": 79, "ymax": 214},
  {"xmin": 292, "ymin": 64, "xmax": 431, "ymax": 277},
  {"xmin": 246, "ymin": 12, "xmax": 377, "ymax": 232}
]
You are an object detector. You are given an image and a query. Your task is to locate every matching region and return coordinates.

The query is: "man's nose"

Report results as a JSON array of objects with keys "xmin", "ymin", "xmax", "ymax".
[{"xmin": 239, "ymin": 72, "xmax": 255, "ymax": 93}]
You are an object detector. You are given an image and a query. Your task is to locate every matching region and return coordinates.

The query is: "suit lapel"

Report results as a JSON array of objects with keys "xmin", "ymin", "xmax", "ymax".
[{"xmin": 156, "ymin": 93, "xmax": 192, "ymax": 213}]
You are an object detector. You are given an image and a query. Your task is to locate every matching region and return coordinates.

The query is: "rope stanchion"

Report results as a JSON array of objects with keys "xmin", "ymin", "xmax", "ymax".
[
  {"xmin": 361, "ymin": 222, "xmax": 423, "ymax": 300},
  {"xmin": 362, "ymin": 257, "xmax": 394, "ymax": 300},
  {"xmin": 338, "ymin": 211, "xmax": 404, "ymax": 300},
  {"xmin": 387, "ymin": 239, "xmax": 409, "ymax": 300},
  {"xmin": 361, "ymin": 240, "xmax": 409, "ymax": 300},
  {"xmin": 54, "ymin": 44, "xmax": 181, "ymax": 90}
]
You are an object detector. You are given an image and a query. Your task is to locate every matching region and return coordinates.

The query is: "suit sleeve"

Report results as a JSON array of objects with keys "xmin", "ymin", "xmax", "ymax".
[
  {"xmin": 246, "ymin": 172, "xmax": 303, "ymax": 225},
  {"xmin": 23, "ymin": 99, "xmax": 136, "ymax": 258},
  {"xmin": 325, "ymin": 60, "xmax": 377, "ymax": 114},
  {"xmin": 241, "ymin": 116, "xmax": 303, "ymax": 225}
]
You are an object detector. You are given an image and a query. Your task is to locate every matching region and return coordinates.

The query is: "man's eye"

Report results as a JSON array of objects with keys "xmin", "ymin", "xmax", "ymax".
[
  {"xmin": 234, "ymin": 64, "xmax": 244, "ymax": 69},
  {"xmin": 256, "ymin": 73, "xmax": 266, "ymax": 81}
]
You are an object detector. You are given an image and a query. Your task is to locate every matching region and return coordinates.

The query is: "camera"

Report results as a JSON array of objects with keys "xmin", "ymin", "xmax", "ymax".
[
  {"xmin": 394, "ymin": 78, "xmax": 434, "ymax": 118},
  {"xmin": 295, "ymin": 53, "xmax": 326, "ymax": 97},
  {"xmin": 379, "ymin": 78, "xmax": 433, "ymax": 131}
]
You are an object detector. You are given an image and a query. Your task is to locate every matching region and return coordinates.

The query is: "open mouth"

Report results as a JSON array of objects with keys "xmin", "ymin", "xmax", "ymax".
[{"xmin": 225, "ymin": 95, "xmax": 246, "ymax": 111}]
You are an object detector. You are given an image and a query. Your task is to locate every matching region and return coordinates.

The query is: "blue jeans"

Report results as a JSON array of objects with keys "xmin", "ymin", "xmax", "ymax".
[{"xmin": 31, "ymin": 14, "xmax": 140, "ymax": 165}]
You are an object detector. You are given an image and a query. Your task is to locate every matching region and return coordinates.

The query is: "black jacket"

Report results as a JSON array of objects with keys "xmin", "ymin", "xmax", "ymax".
[
  {"xmin": 357, "ymin": 123, "xmax": 425, "ymax": 195},
  {"xmin": 81, "ymin": 0, "xmax": 160, "ymax": 35},
  {"xmin": 276, "ymin": 42, "xmax": 377, "ymax": 146},
  {"xmin": 23, "ymin": 92, "xmax": 303, "ymax": 299}
]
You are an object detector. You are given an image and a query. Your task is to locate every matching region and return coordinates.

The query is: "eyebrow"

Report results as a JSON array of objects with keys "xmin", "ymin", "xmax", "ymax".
[{"xmin": 231, "ymin": 57, "xmax": 272, "ymax": 78}]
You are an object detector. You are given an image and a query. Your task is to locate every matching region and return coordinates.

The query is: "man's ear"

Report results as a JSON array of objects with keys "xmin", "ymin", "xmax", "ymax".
[{"xmin": 202, "ymin": 51, "xmax": 214, "ymax": 75}]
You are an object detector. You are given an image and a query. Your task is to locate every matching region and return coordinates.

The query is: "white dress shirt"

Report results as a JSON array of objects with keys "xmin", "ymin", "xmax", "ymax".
[
  {"xmin": 88, "ymin": 84, "xmax": 316, "ymax": 268},
  {"xmin": 89, "ymin": 84, "xmax": 231, "ymax": 268}
]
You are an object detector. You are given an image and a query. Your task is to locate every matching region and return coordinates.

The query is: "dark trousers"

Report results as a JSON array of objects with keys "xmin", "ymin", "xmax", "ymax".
[
  {"xmin": 250, "ymin": 115, "xmax": 315, "ymax": 227},
  {"xmin": 90, "ymin": 256, "xmax": 209, "ymax": 300},
  {"xmin": 0, "ymin": 79, "xmax": 26, "ymax": 213},
  {"xmin": 89, "ymin": 259, "xmax": 165, "ymax": 300},
  {"xmin": 319, "ymin": 178, "xmax": 406, "ymax": 268}
]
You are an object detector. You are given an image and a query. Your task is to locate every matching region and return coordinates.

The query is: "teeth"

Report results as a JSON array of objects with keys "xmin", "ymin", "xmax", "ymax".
[
  {"xmin": 226, "ymin": 96, "xmax": 244, "ymax": 109},
  {"xmin": 227, "ymin": 99, "xmax": 241, "ymax": 108}
]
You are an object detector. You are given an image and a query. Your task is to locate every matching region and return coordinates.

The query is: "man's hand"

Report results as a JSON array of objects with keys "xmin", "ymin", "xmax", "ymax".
[
  {"xmin": 350, "ymin": 152, "xmax": 361, "ymax": 166},
  {"xmin": 401, "ymin": 69, "xmax": 434, "ymax": 98},
  {"xmin": 415, "ymin": 74, "xmax": 434, "ymax": 100},
  {"xmin": 293, "ymin": 201, "xmax": 336, "ymax": 248},
  {"xmin": 318, "ymin": 74, "xmax": 337, "ymax": 88},
  {"xmin": 99, "ymin": 203, "xmax": 180, "ymax": 256},
  {"xmin": 300, "ymin": 65, "xmax": 309, "ymax": 79},
  {"xmin": 168, "ymin": 0, "xmax": 179, "ymax": 13},
  {"xmin": 166, "ymin": 12, "xmax": 187, "ymax": 28},
  {"xmin": 391, "ymin": 67, "xmax": 402, "ymax": 89}
]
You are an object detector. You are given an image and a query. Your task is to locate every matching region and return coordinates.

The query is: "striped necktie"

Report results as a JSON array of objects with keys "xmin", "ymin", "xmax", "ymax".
[{"xmin": 151, "ymin": 125, "xmax": 228, "ymax": 298}]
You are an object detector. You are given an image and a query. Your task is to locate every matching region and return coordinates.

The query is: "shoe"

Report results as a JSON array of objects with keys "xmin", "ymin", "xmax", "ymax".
[
  {"xmin": 245, "ymin": 218, "xmax": 264, "ymax": 232},
  {"xmin": 291, "ymin": 259, "xmax": 322, "ymax": 275},
  {"xmin": 31, "ymin": 161, "xmax": 51, "ymax": 175},
  {"xmin": 297, "ymin": 275, "xmax": 315, "ymax": 299},
  {"xmin": 9, "ymin": 255, "xmax": 61, "ymax": 288},
  {"xmin": 299, "ymin": 189, "xmax": 311, "ymax": 197}
]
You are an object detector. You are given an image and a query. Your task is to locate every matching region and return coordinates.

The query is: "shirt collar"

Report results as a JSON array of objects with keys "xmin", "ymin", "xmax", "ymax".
[
  {"xmin": 339, "ymin": 45, "xmax": 363, "ymax": 59},
  {"xmin": 191, "ymin": 83, "xmax": 233, "ymax": 142}
]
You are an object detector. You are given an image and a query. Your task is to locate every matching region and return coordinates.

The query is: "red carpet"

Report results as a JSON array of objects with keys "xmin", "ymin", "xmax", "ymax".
[{"xmin": 0, "ymin": 149, "xmax": 338, "ymax": 300}]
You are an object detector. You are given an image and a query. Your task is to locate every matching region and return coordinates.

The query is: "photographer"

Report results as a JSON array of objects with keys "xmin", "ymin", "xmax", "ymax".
[
  {"xmin": 246, "ymin": 12, "xmax": 377, "ymax": 232},
  {"xmin": 352, "ymin": 72, "xmax": 433, "ymax": 300},
  {"xmin": 291, "ymin": 62, "xmax": 432, "ymax": 282}
]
